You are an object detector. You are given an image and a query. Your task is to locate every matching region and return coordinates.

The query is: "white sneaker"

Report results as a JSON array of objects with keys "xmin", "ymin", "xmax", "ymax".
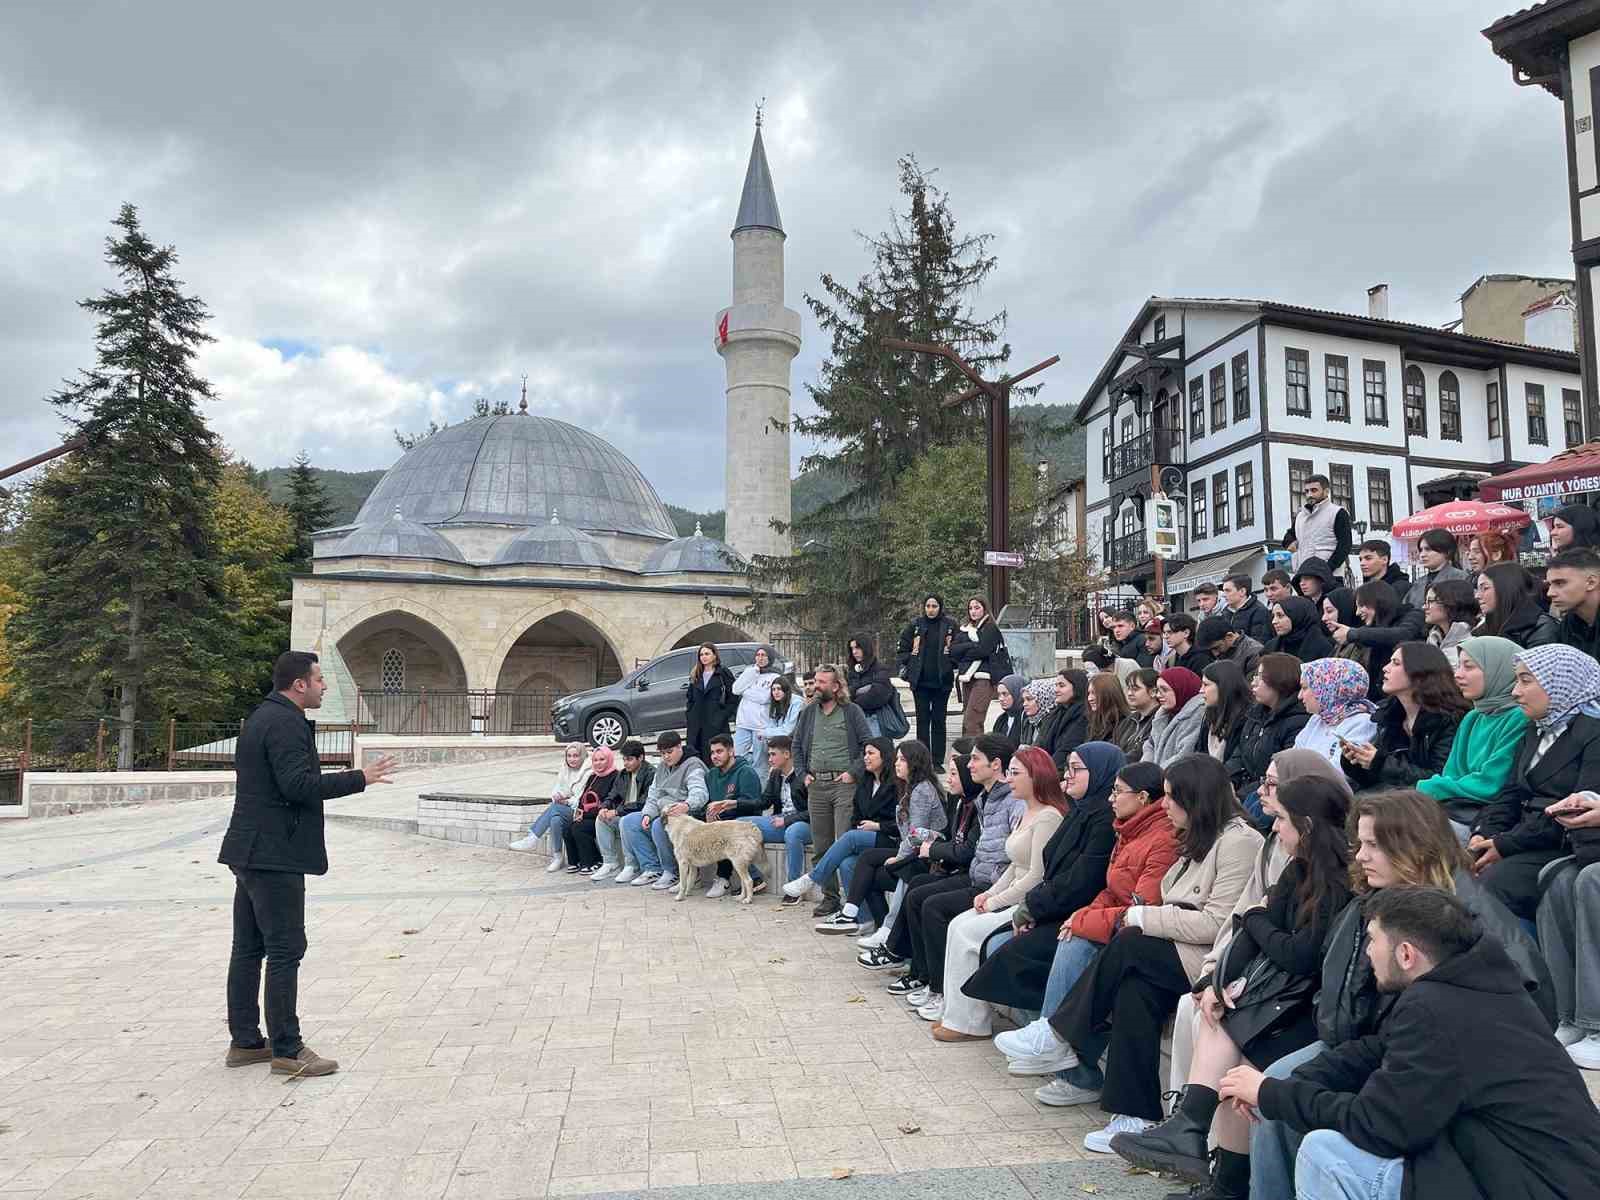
[
  {"xmin": 705, "ymin": 879, "xmax": 729, "ymax": 899},
  {"xmin": 995, "ymin": 1019, "xmax": 1065, "ymax": 1061},
  {"xmin": 1556, "ymin": 1022, "xmax": 1586, "ymax": 1047},
  {"xmin": 1569, "ymin": 1032, "xmax": 1600, "ymax": 1071},
  {"xmin": 545, "ymin": 855, "xmax": 565, "ymax": 874},
  {"xmin": 1007, "ymin": 1049, "xmax": 1079, "ymax": 1076},
  {"xmin": 782, "ymin": 873, "xmax": 814, "ymax": 899},
  {"xmin": 1084, "ymin": 1114, "xmax": 1151, "ymax": 1154},
  {"xmin": 631, "ymin": 870, "xmax": 660, "ymax": 887},
  {"xmin": 905, "ymin": 985, "xmax": 931, "ymax": 1007},
  {"xmin": 652, "ymin": 875, "xmax": 679, "ymax": 891},
  {"xmin": 1034, "ymin": 1078, "xmax": 1101, "ymax": 1108},
  {"xmin": 857, "ymin": 926, "xmax": 889, "ymax": 950},
  {"xmin": 613, "ymin": 865, "xmax": 638, "ymax": 884},
  {"xmin": 508, "ymin": 835, "xmax": 537, "ymax": 851},
  {"xmin": 591, "ymin": 864, "xmax": 617, "ymax": 881},
  {"xmin": 916, "ymin": 996, "xmax": 945, "ymax": 1022}
]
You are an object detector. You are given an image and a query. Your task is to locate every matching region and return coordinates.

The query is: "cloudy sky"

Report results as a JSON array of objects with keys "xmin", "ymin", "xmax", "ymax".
[{"xmin": 0, "ymin": 1, "xmax": 1570, "ymax": 512}]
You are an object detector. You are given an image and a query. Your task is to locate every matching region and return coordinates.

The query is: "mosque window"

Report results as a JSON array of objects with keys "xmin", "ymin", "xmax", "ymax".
[{"xmin": 381, "ymin": 648, "xmax": 406, "ymax": 693}]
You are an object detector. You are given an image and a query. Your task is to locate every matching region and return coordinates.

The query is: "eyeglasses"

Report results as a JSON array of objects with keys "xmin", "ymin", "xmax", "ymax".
[
  {"xmin": 1110, "ymin": 785, "xmax": 1141, "ymax": 798},
  {"xmin": 1260, "ymin": 778, "xmax": 1279, "ymax": 793},
  {"xmin": 1064, "ymin": 764, "xmax": 1089, "ymax": 776}
]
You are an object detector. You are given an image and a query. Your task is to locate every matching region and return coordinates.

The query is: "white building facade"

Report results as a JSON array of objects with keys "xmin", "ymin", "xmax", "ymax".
[{"xmin": 1075, "ymin": 297, "xmax": 1582, "ymax": 603}]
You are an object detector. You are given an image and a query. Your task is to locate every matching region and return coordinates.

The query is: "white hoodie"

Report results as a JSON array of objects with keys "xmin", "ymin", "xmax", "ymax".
[{"xmin": 732, "ymin": 649, "xmax": 780, "ymax": 732}]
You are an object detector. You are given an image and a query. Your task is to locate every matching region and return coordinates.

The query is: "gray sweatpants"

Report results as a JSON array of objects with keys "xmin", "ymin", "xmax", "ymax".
[{"xmin": 1539, "ymin": 856, "xmax": 1600, "ymax": 1032}]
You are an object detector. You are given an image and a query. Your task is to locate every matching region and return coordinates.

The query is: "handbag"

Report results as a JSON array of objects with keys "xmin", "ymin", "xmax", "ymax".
[
  {"xmin": 879, "ymin": 688, "xmax": 911, "ymax": 738},
  {"xmin": 1214, "ymin": 915, "xmax": 1317, "ymax": 1048}
]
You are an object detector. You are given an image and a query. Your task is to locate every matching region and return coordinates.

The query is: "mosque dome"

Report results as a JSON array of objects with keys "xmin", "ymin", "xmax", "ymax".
[
  {"xmin": 353, "ymin": 412, "xmax": 677, "ymax": 539},
  {"xmin": 334, "ymin": 507, "xmax": 467, "ymax": 563},
  {"xmin": 640, "ymin": 523, "xmax": 746, "ymax": 574},
  {"xmin": 494, "ymin": 512, "xmax": 615, "ymax": 568}
]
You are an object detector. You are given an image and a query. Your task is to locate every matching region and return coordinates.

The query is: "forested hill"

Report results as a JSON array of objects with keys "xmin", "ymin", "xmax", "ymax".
[{"xmin": 262, "ymin": 407, "xmax": 1081, "ymax": 537}]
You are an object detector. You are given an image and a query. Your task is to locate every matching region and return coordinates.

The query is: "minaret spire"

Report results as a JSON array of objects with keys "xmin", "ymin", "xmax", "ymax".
[{"xmin": 732, "ymin": 117, "xmax": 783, "ymax": 236}]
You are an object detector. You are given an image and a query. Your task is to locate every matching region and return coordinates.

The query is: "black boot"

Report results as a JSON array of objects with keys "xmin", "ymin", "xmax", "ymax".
[
  {"xmin": 1164, "ymin": 1148, "xmax": 1249, "ymax": 1200},
  {"xmin": 1110, "ymin": 1085, "xmax": 1217, "ymax": 1184}
]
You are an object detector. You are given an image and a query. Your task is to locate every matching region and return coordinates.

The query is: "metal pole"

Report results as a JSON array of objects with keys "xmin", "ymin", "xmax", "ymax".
[
  {"xmin": 166, "ymin": 718, "xmax": 176, "ymax": 771},
  {"xmin": 95, "ymin": 719, "xmax": 106, "ymax": 772},
  {"xmin": 990, "ymin": 379, "xmax": 1010, "ymax": 612},
  {"xmin": 1150, "ymin": 463, "xmax": 1166, "ymax": 599}
]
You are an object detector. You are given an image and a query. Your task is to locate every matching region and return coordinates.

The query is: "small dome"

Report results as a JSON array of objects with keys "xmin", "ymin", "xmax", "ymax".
[
  {"xmin": 335, "ymin": 507, "xmax": 467, "ymax": 563},
  {"xmin": 495, "ymin": 511, "xmax": 614, "ymax": 568},
  {"xmin": 641, "ymin": 523, "xmax": 746, "ymax": 574}
]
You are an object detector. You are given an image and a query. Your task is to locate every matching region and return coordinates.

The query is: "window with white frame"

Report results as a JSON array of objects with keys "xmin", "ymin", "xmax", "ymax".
[
  {"xmin": 1330, "ymin": 464, "xmax": 1354, "ymax": 515},
  {"xmin": 1363, "ymin": 360, "xmax": 1388, "ymax": 425},
  {"xmin": 1235, "ymin": 462, "xmax": 1255, "ymax": 526},
  {"xmin": 1326, "ymin": 355, "xmax": 1349, "ymax": 423},
  {"xmin": 1285, "ymin": 348, "xmax": 1310, "ymax": 417}
]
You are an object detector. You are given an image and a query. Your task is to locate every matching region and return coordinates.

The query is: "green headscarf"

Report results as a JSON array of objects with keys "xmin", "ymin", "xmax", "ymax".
[{"xmin": 1459, "ymin": 634, "xmax": 1521, "ymax": 715}]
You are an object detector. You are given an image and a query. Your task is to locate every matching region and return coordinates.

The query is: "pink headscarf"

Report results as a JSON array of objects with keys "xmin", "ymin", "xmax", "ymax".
[
  {"xmin": 589, "ymin": 746, "xmax": 616, "ymax": 776},
  {"xmin": 1299, "ymin": 659, "xmax": 1377, "ymax": 727}
]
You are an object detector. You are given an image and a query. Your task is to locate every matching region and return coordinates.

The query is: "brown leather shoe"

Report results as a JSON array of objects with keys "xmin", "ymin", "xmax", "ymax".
[
  {"xmin": 270, "ymin": 1046, "xmax": 338, "ymax": 1077},
  {"xmin": 225, "ymin": 1044, "xmax": 272, "ymax": 1067},
  {"xmin": 930, "ymin": 1023, "xmax": 988, "ymax": 1043}
]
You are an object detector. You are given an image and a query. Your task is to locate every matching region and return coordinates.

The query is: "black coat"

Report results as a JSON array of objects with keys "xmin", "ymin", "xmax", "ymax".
[
  {"xmin": 1261, "ymin": 931, "xmax": 1600, "ymax": 1200},
  {"xmin": 217, "ymin": 693, "xmax": 367, "ymax": 875},
  {"xmin": 1344, "ymin": 701, "xmax": 1461, "ymax": 792},
  {"xmin": 1476, "ymin": 714, "xmax": 1600, "ymax": 860},
  {"xmin": 992, "ymin": 706, "xmax": 1024, "ymax": 745},
  {"xmin": 1226, "ymin": 699, "xmax": 1311, "ymax": 789},
  {"xmin": 759, "ymin": 768, "xmax": 808, "ymax": 822},
  {"xmin": 897, "ymin": 615, "xmax": 957, "ymax": 690},
  {"xmin": 1314, "ymin": 869, "xmax": 1556, "ymax": 1050},
  {"xmin": 848, "ymin": 657, "xmax": 895, "ymax": 715},
  {"xmin": 1035, "ymin": 702, "xmax": 1086, "ymax": 770},
  {"xmin": 684, "ymin": 665, "xmax": 736, "ymax": 759},
  {"xmin": 950, "ymin": 619, "xmax": 1011, "ymax": 680},
  {"xmin": 1172, "ymin": 646, "xmax": 1212, "ymax": 675},
  {"xmin": 1113, "ymin": 630, "xmax": 1153, "ymax": 668},
  {"xmin": 851, "ymin": 772, "xmax": 901, "ymax": 848},
  {"xmin": 1344, "ymin": 607, "xmax": 1427, "ymax": 700},
  {"xmin": 1497, "ymin": 602, "xmax": 1561, "ymax": 650},
  {"xmin": 1558, "ymin": 608, "xmax": 1600, "ymax": 659},
  {"xmin": 960, "ymin": 791, "xmax": 1116, "ymax": 1010},
  {"xmin": 603, "ymin": 761, "xmax": 655, "ymax": 813},
  {"xmin": 1225, "ymin": 599, "xmax": 1273, "ymax": 644}
]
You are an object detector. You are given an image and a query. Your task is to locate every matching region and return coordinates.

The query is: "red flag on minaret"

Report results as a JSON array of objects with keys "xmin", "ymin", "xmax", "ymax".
[{"xmin": 717, "ymin": 312, "xmax": 729, "ymax": 345}]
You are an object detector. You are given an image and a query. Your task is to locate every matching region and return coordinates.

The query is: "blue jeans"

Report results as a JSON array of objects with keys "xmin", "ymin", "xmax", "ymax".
[
  {"xmin": 620, "ymin": 811, "xmax": 661, "ymax": 874},
  {"xmin": 809, "ymin": 828, "xmax": 876, "ymax": 893},
  {"xmin": 732, "ymin": 815, "xmax": 807, "ymax": 882},
  {"xmin": 530, "ymin": 801, "xmax": 573, "ymax": 841},
  {"xmin": 734, "ymin": 728, "xmax": 770, "ymax": 785},
  {"xmin": 1295, "ymin": 1130, "xmax": 1404, "ymax": 1200},
  {"xmin": 595, "ymin": 814, "xmax": 624, "ymax": 866},
  {"xmin": 864, "ymin": 713, "xmax": 883, "ymax": 737},
  {"xmin": 1251, "ymin": 1039, "xmax": 1327, "ymax": 1199},
  {"xmin": 1043, "ymin": 935, "xmax": 1104, "ymax": 1018}
]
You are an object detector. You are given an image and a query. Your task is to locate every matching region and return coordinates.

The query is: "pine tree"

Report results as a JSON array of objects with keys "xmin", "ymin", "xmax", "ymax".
[
  {"xmin": 738, "ymin": 157, "xmax": 1019, "ymax": 635},
  {"xmin": 7, "ymin": 204, "xmax": 232, "ymax": 766},
  {"xmin": 285, "ymin": 450, "xmax": 334, "ymax": 569}
]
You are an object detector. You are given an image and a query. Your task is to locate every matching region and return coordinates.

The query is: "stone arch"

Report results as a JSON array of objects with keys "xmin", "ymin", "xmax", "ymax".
[
  {"xmin": 489, "ymin": 606, "xmax": 626, "ymax": 698},
  {"xmin": 658, "ymin": 616, "xmax": 754, "ymax": 657},
  {"xmin": 484, "ymin": 597, "xmax": 632, "ymax": 690},
  {"xmin": 324, "ymin": 596, "xmax": 476, "ymax": 674},
  {"xmin": 334, "ymin": 608, "xmax": 471, "ymax": 731}
]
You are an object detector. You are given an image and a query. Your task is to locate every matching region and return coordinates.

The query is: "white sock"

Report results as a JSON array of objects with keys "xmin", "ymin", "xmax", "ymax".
[{"xmin": 841, "ymin": 902, "xmax": 859, "ymax": 918}]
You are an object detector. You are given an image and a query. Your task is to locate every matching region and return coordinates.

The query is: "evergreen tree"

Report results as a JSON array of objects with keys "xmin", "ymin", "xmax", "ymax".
[
  {"xmin": 6, "ymin": 205, "xmax": 232, "ymax": 765},
  {"xmin": 739, "ymin": 156, "xmax": 1020, "ymax": 634},
  {"xmin": 285, "ymin": 450, "xmax": 334, "ymax": 569}
]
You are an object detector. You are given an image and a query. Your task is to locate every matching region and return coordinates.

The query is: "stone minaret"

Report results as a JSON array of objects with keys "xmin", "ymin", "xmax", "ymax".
[{"xmin": 716, "ymin": 117, "xmax": 800, "ymax": 560}]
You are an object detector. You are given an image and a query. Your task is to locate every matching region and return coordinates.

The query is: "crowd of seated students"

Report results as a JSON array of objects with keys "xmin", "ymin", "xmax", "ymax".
[{"xmin": 514, "ymin": 543, "xmax": 1600, "ymax": 1193}]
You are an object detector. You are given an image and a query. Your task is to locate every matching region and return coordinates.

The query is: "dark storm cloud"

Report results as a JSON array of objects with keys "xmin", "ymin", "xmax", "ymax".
[{"xmin": 0, "ymin": 1, "xmax": 1568, "ymax": 510}]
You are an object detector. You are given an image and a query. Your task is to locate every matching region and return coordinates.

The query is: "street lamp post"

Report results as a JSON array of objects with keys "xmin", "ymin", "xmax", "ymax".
[{"xmin": 882, "ymin": 339, "xmax": 1059, "ymax": 612}]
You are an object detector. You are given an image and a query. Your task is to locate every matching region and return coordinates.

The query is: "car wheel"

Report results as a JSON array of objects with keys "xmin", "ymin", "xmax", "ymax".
[{"xmin": 586, "ymin": 711, "xmax": 628, "ymax": 748}]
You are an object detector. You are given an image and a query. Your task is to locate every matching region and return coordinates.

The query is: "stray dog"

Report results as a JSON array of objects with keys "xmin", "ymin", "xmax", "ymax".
[{"xmin": 664, "ymin": 814, "xmax": 764, "ymax": 903}]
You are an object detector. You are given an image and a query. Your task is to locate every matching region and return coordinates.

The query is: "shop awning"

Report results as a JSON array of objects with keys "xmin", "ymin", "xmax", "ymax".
[
  {"xmin": 1479, "ymin": 443, "xmax": 1600, "ymax": 503},
  {"xmin": 1164, "ymin": 547, "xmax": 1260, "ymax": 594}
]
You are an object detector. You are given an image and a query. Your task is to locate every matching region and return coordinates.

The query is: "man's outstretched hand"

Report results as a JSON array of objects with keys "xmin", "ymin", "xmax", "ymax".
[{"xmin": 363, "ymin": 755, "xmax": 399, "ymax": 786}]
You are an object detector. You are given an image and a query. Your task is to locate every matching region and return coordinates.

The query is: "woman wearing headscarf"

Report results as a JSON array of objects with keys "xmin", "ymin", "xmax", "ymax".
[
  {"xmin": 1418, "ymin": 635, "xmax": 1531, "ymax": 841},
  {"xmin": 1319, "ymin": 589, "xmax": 1365, "ymax": 664},
  {"xmin": 848, "ymin": 634, "xmax": 896, "ymax": 737},
  {"xmin": 1018, "ymin": 678, "xmax": 1057, "ymax": 748},
  {"xmin": 1293, "ymin": 658, "xmax": 1378, "ymax": 768},
  {"xmin": 730, "ymin": 644, "xmax": 781, "ymax": 780},
  {"xmin": 1549, "ymin": 502, "xmax": 1600, "ymax": 552},
  {"xmin": 992, "ymin": 673, "xmax": 1028, "ymax": 744},
  {"xmin": 1264, "ymin": 596, "xmax": 1335, "ymax": 663},
  {"xmin": 897, "ymin": 595, "xmax": 958, "ymax": 762},
  {"xmin": 1466, "ymin": 645, "xmax": 1600, "ymax": 919},
  {"xmin": 510, "ymin": 741, "xmax": 593, "ymax": 869},
  {"xmin": 989, "ymin": 756, "xmax": 1177, "ymax": 1073},
  {"xmin": 1146, "ymin": 668, "xmax": 1208, "ymax": 769},
  {"xmin": 561, "ymin": 747, "xmax": 619, "ymax": 874},
  {"xmin": 956, "ymin": 742, "xmax": 1124, "ymax": 1034}
]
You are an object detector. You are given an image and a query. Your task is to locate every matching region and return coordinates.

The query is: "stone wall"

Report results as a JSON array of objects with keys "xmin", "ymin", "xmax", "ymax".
[
  {"xmin": 357, "ymin": 735, "xmax": 555, "ymax": 772},
  {"xmin": 22, "ymin": 771, "xmax": 235, "ymax": 818},
  {"xmin": 342, "ymin": 624, "xmax": 468, "ymax": 693},
  {"xmin": 418, "ymin": 792, "xmax": 544, "ymax": 846}
]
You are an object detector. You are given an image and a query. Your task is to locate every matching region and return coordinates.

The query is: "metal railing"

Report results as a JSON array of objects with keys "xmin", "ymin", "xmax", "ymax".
[
  {"xmin": 767, "ymin": 632, "xmax": 900, "ymax": 677},
  {"xmin": 1103, "ymin": 425, "xmax": 1185, "ymax": 481},
  {"xmin": 1032, "ymin": 607, "xmax": 1097, "ymax": 650},
  {"xmin": 0, "ymin": 717, "xmax": 355, "ymax": 787},
  {"xmin": 356, "ymin": 688, "xmax": 565, "ymax": 735}
]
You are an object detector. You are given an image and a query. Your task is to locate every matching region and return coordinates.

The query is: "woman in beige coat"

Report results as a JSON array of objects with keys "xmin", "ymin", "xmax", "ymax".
[{"xmin": 1036, "ymin": 753, "xmax": 1262, "ymax": 1155}]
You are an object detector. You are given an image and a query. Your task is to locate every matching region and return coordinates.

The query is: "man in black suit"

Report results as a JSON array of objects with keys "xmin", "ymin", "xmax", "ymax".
[{"xmin": 219, "ymin": 651, "xmax": 396, "ymax": 1077}]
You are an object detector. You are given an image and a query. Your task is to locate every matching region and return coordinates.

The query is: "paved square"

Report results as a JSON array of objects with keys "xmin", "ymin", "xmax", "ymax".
[{"xmin": 7, "ymin": 775, "xmax": 1592, "ymax": 1198}]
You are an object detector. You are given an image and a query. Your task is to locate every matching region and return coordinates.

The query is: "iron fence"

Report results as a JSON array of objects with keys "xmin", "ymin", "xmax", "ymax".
[
  {"xmin": 356, "ymin": 688, "xmax": 564, "ymax": 735},
  {"xmin": 0, "ymin": 717, "xmax": 355, "ymax": 786},
  {"xmin": 767, "ymin": 631, "xmax": 901, "ymax": 678},
  {"xmin": 1032, "ymin": 606, "xmax": 1097, "ymax": 650}
]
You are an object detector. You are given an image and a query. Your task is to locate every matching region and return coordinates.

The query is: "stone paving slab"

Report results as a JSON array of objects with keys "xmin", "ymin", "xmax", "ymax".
[{"xmin": 1, "ymin": 781, "xmax": 1594, "ymax": 1199}]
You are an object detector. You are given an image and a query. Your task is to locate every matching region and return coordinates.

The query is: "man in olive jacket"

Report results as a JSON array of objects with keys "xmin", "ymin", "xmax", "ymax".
[{"xmin": 218, "ymin": 651, "xmax": 395, "ymax": 1077}]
